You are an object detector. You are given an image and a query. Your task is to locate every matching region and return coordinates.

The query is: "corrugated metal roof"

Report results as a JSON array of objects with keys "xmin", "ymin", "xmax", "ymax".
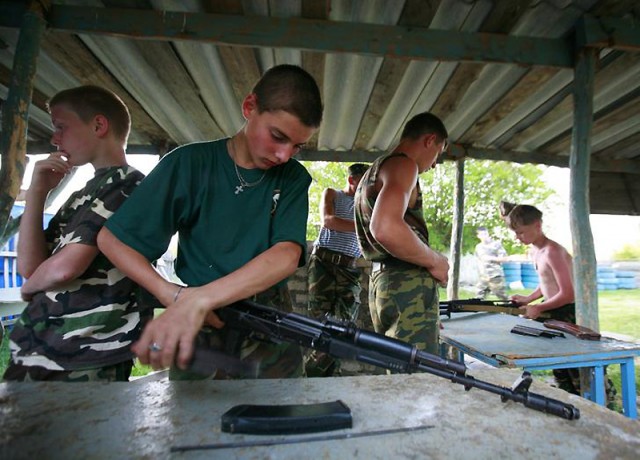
[{"xmin": 1, "ymin": 0, "xmax": 639, "ymax": 214}]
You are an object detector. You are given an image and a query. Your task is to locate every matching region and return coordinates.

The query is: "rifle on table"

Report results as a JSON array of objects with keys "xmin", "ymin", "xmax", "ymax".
[
  {"xmin": 439, "ymin": 298, "xmax": 550, "ymax": 319},
  {"xmin": 203, "ymin": 300, "xmax": 579, "ymax": 420}
]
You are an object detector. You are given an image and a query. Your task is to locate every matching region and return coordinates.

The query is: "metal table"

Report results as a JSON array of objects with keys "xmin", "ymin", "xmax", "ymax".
[
  {"xmin": 440, "ymin": 312, "xmax": 640, "ymax": 418},
  {"xmin": 1, "ymin": 370, "xmax": 639, "ymax": 459}
]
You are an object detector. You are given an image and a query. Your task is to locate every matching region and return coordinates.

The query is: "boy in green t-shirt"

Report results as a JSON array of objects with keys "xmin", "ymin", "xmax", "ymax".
[{"xmin": 98, "ymin": 65, "xmax": 323, "ymax": 379}]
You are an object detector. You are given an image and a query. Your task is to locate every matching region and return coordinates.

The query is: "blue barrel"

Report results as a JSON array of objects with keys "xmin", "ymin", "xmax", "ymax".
[
  {"xmin": 519, "ymin": 262, "xmax": 539, "ymax": 288},
  {"xmin": 616, "ymin": 278, "xmax": 637, "ymax": 289},
  {"xmin": 502, "ymin": 262, "xmax": 521, "ymax": 283},
  {"xmin": 597, "ymin": 266, "xmax": 618, "ymax": 290}
]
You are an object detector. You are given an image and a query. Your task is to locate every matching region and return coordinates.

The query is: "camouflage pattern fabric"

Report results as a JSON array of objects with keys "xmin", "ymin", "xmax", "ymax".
[
  {"xmin": 3, "ymin": 359, "xmax": 133, "ymax": 382},
  {"xmin": 537, "ymin": 303, "xmax": 617, "ymax": 407},
  {"xmin": 475, "ymin": 240, "xmax": 508, "ymax": 300},
  {"xmin": 305, "ymin": 254, "xmax": 362, "ymax": 376},
  {"xmin": 475, "ymin": 241, "xmax": 507, "ymax": 278},
  {"xmin": 8, "ymin": 166, "xmax": 148, "ymax": 376},
  {"xmin": 355, "ymin": 152, "xmax": 430, "ymax": 261},
  {"xmin": 307, "ymin": 255, "xmax": 362, "ymax": 322},
  {"xmin": 169, "ymin": 285, "xmax": 304, "ymax": 380},
  {"xmin": 354, "ymin": 152, "xmax": 439, "ymax": 359},
  {"xmin": 369, "ymin": 262, "xmax": 440, "ymax": 359},
  {"xmin": 476, "ymin": 274, "xmax": 508, "ymax": 301}
]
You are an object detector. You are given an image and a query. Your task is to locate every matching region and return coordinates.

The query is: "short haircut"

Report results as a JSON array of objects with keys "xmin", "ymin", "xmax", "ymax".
[
  {"xmin": 505, "ymin": 205, "xmax": 543, "ymax": 229},
  {"xmin": 348, "ymin": 163, "xmax": 368, "ymax": 177},
  {"xmin": 499, "ymin": 200, "xmax": 517, "ymax": 218},
  {"xmin": 48, "ymin": 85, "xmax": 131, "ymax": 143},
  {"xmin": 401, "ymin": 112, "xmax": 448, "ymax": 144},
  {"xmin": 252, "ymin": 64, "xmax": 323, "ymax": 128},
  {"xmin": 477, "ymin": 226, "xmax": 488, "ymax": 233}
]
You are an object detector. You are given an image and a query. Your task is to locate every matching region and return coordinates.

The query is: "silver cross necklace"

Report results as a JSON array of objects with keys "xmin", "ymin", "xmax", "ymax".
[{"xmin": 229, "ymin": 136, "xmax": 266, "ymax": 195}]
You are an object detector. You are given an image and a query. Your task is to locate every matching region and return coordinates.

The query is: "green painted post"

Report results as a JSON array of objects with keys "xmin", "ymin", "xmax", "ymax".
[
  {"xmin": 570, "ymin": 46, "xmax": 599, "ymax": 331},
  {"xmin": 0, "ymin": 1, "xmax": 49, "ymax": 238}
]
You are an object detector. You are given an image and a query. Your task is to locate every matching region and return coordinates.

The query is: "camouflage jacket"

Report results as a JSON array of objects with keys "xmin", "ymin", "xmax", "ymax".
[
  {"xmin": 475, "ymin": 240, "xmax": 507, "ymax": 278},
  {"xmin": 9, "ymin": 166, "xmax": 149, "ymax": 371}
]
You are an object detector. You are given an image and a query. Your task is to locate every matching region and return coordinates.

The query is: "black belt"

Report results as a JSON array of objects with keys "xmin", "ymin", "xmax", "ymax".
[
  {"xmin": 371, "ymin": 258, "xmax": 420, "ymax": 272},
  {"xmin": 312, "ymin": 247, "xmax": 358, "ymax": 268}
]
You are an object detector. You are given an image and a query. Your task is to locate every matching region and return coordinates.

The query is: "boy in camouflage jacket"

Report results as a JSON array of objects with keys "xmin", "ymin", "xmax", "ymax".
[{"xmin": 4, "ymin": 86, "xmax": 146, "ymax": 382}]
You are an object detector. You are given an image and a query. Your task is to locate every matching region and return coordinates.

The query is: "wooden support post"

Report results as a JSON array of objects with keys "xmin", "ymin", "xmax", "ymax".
[
  {"xmin": 447, "ymin": 158, "xmax": 465, "ymax": 301},
  {"xmin": 0, "ymin": 1, "xmax": 49, "ymax": 238},
  {"xmin": 571, "ymin": 26, "xmax": 599, "ymax": 397},
  {"xmin": 570, "ymin": 48, "xmax": 599, "ymax": 331}
]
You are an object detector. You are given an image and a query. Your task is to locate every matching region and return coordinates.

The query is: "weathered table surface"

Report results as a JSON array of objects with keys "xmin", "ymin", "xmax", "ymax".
[
  {"xmin": 1, "ymin": 368, "xmax": 639, "ymax": 459},
  {"xmin": 440, "ymin": 312, "xmax": 640, "ymax": 417},
  {"xmin": 440, "ymin": 313, "xmax": 640, "ymax": 362}
]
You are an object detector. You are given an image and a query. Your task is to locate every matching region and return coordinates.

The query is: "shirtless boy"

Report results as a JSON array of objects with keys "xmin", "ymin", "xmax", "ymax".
[
  {"xmin": 501, "ymin": 203, "xmax": 575, "ymax": 321},
  {"xmin": 501, "ymin": 202, "xmax": 585, "ymax": 396}
]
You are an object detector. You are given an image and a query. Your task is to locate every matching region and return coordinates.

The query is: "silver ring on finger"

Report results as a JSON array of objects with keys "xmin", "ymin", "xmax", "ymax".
[{"xmin": 149, "ymin": 342, "xmax": 163, "ymax": 352}]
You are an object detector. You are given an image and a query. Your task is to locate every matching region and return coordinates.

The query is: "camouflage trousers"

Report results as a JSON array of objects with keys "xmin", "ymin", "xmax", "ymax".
[
  {"xmin": 170, "ymin": 285, "xmax": 304, "ymax": 381},
  {"xmin": 305, "ymin": 255, "xmax": 362, "ymax": 376},
  {"xmin": 537, "ymin": 303, "xmax": 617, "ymax": 407},
  {"xmin": 476, "ymin": 274, "xmax": 508, "ymax": 301},
  {"xmin": 3, "ymin": 359, "xmax": 133, "ymax": 382},
  {"xmin": 307, "ymin": 254, "xmax": 362, "ymax": 321},
  {"xmin": 369, "ymin": 261, "xmax": 440, "ymax": 357}
]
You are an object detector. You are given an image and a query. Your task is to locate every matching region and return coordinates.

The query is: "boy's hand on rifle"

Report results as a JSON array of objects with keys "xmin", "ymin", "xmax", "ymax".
[
  {"xmin": 519, "ymin": 304, "xmax": 543, "ymax": 320},
  {"xmin": 510, "ymin": 294, "xmax": 528, "ymax": 306},
  {"xmin": 132, "ymin": 286, "xmax": 212, "ymax": 370}
]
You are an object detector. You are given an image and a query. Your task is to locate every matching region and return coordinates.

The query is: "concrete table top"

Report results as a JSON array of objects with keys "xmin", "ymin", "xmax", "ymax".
[{"xmin": 1, "ymin": 368, "xmax": 638, "ymax": 459}]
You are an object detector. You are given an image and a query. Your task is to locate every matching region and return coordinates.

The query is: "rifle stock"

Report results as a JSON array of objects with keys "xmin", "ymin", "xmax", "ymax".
[
  {"xmin": 440, "ymin": 298, "xmax": 550, "ymax": 319},
  {"xmin": 211, "ymin": 300, "xmax": 579, "ymax": 420}
]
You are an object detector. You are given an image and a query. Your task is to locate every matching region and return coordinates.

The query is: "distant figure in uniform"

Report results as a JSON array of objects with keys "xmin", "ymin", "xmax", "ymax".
[
  {"xmin": 355, "ymin": 112, "xmax": 449, "ymax": 357},
  {"xmin": 306, "ymin": 163, "xmax": 368, "ymax": 376},
  {"xmin": 4, "ymin": 85, "xmax": 147, "ymax": 382},
  {"xmin": 474, "ymin": 226, "xmax": 509, "ymax": 300}
]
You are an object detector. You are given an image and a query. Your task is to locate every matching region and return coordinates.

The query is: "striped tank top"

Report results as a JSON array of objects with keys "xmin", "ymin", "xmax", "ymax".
[{"xmin": 315, "ymin": 190, "xmax": 362, "ymax": 258}]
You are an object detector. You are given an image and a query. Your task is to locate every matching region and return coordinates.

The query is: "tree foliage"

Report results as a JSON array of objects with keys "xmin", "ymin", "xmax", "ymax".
[
  {"xmin": 302, "ymin": 161, "xmax": 350, "ymax": 242},
  {"xmin": 420, "ymin": 159, "xmax": 555, "ymax": 255},
  {"xmin": 301, "ymin": 158, "xmax": 556, "ymax": 255}
]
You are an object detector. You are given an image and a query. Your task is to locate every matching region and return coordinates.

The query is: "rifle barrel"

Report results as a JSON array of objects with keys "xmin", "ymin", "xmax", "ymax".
[{"xmin": 222, "ymin": 300, "xmax": 579, "ymax": 421}]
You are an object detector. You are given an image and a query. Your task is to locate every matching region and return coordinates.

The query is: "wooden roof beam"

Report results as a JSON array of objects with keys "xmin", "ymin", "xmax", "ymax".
[
  {"xmin": 293, "ymin": 145, "xmax": 640, "ymax": 174},
  {"xmin": 0, "ymin": 3, "xmax": 573, "ymax": 68},
  {"xmin": 578, "ymin": 15, "xmax": 640, "ymax": 52}
]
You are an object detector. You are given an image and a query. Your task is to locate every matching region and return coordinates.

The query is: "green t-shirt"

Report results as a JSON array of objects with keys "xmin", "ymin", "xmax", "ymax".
[{"xmin": 106, "ymin": 139, "xmax": 312, "ymax": 286}]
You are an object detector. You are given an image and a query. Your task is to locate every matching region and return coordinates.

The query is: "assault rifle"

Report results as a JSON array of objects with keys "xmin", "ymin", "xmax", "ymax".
[
  {"xmin": 209, "ymin": 300, "xmax": 579, "ymax": 420},
  {"xmin": 439, "ymin": 298, "xmax": 550, "ymax": 319}
]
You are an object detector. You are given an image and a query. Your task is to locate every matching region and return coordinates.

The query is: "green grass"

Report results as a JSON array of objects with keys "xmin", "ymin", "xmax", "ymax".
[
  {"xmin": 597, "ymin": 290, "xmax": 640, "ymax": 339},
  {"xmin": 0, "ymin": 330, "xmax": 10, "ymax": 373},
  {"xmin": 130, "ymin": 360, "xmax": 154, "ymax": 377}
]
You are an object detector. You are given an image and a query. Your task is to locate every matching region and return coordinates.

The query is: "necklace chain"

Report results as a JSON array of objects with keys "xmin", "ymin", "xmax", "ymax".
[{"xmin": 229, "ymin": 137, "xmax": 266, "ymax": 194}]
